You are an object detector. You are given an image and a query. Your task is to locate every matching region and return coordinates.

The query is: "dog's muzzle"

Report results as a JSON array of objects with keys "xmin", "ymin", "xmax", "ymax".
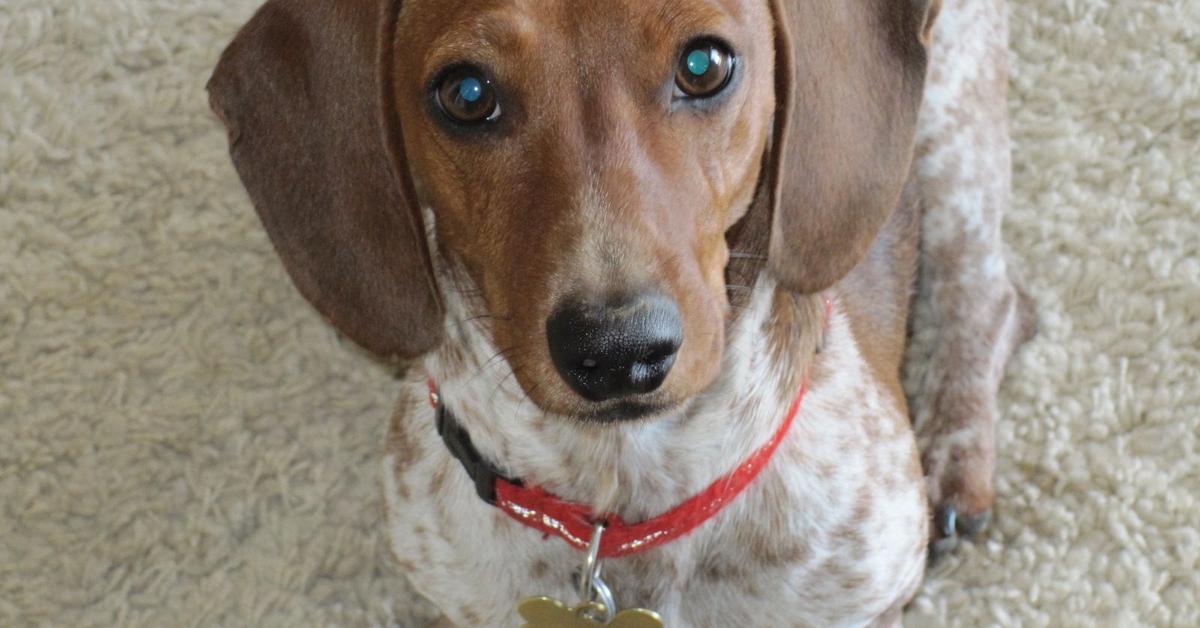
[{"xmin": 546, "ymin": 292, "xmax": 683, "ymax": 404}]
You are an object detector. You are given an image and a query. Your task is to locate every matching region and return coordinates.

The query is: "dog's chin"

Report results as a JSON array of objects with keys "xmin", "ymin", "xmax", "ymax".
[{"xmin": 570, "ymin": 396, "xmax": 687, "ymax": 424}]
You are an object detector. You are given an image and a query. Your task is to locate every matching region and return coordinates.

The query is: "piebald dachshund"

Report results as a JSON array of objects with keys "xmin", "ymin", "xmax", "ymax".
[{"xmin": 209, "ymin": 0, "xmax": 1034, "ymax": 625}]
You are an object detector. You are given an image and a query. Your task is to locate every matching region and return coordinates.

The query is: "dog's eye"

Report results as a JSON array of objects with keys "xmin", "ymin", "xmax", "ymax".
[
  {"xmin": 435, "ymin": 67, "xmax": 501, "ymax": 125},
  {"xmin": 676, "ymin": 39, "xmax": 735, "ymax": 99}
]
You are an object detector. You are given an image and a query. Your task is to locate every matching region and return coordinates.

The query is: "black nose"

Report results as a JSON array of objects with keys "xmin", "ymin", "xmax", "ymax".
[{"xmin": 546, "ymin": 293, "xmax": 684, "ymax": 402}]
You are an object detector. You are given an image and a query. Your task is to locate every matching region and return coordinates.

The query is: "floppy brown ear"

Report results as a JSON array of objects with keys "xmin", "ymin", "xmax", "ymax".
[
  {"xmin": 765, "ymin": 0, "xmax": 937, "ymax": 294},
  {"xmin": 207, "ymin": 0, "xmax": 442, "ymax": 359}
]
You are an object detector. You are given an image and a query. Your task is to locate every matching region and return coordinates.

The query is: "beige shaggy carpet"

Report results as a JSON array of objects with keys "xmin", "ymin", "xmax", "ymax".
[{"xmin": 2, "ymin": 0, "xmax": 1197, "ymax": 626}]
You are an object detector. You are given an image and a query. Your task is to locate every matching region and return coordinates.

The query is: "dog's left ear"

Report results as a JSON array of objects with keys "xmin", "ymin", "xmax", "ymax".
[
  {"xmin": 764, "ymin": 0, "xmax": 938, "ymax": 294},
  {"xmin": 207, "ymin": 0, "xmax": 443, "ymax": 359}
]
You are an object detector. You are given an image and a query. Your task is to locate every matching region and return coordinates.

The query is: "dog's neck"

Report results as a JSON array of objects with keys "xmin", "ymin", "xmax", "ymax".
[{"xmin": 421, "ymin": 243, "xmax": 827, "ymax": 521}]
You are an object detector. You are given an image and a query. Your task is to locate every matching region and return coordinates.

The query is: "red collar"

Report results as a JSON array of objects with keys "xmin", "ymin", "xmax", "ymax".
[
  {"xmin": 426, "ymin": 297, "xmax": 830, "ymax": 559},
  {"xmin": 427, "ymin": 381, "xmax": 807, "ymax": 559}
]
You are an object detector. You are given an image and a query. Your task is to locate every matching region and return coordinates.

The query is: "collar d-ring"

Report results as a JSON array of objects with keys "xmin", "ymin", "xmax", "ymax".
[
  {"xmin": 579, "ymin": 522, "xmax": 604, "ymax": 599},
  {"xmin": 576, "ymin": 522, "xmax": 615, "ymax": 623}
]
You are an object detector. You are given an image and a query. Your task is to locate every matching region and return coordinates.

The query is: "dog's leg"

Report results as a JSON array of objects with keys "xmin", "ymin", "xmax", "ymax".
[{"xmin": 912, "ymin": 0, "xmax": 1035, "ymax": 556}]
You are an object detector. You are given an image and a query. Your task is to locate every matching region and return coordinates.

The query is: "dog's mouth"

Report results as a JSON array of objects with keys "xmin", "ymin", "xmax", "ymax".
[{"xmin": 570, "ymin": 394, "xmax": 687, "ymax": 424}]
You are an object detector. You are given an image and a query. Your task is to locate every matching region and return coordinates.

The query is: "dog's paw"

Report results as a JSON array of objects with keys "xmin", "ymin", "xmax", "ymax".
[
  {"xmin": 928, "ymin": 502, "xmax": 992, "ymax": 564},
  {"xmin": 917, "ymin": 396, "xmax": 998, "ymax": 563}
]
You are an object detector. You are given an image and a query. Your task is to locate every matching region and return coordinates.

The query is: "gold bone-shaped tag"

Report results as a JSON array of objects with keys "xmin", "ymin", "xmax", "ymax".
[{"xmin": 518, "ymin": 596, "xmax": 664, "ymax": 628}]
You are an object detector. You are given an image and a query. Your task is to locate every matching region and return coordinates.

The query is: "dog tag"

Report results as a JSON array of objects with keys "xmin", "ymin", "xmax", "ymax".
[{"xmin": 518, "ymin": 596, "xmax": 664, "ymax": 628}]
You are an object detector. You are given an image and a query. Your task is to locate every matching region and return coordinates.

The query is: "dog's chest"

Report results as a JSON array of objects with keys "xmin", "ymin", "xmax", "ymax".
[{"xmin": 382, "ymin": 317, "xmax": 927, "ymax": 627}]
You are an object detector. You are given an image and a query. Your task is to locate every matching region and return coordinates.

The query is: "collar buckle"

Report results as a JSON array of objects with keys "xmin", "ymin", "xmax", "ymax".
[{"xmin": 433, "ymin": 395, "xmax": 514, "ymax": 505}]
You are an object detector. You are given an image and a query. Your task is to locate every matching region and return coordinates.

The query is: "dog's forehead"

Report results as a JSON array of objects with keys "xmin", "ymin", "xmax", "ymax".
[{"xmin": 399, "ymin": 0, "xmax": 768, "ymax": 64}]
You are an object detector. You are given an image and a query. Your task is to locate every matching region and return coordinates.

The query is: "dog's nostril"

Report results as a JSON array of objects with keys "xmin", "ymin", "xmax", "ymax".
[
  {"xmin": 547, "ymin": 292, "xmax": 684, "ymax": 403},
  {"xmin": 640, "ymin": 349, "xmax": 666, "ymax": 365}
]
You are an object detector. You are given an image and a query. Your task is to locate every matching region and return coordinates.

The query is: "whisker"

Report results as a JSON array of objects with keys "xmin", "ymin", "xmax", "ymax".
[
  {"xmin": 479, "ymin": 345, "xmax": 519, "ymax": 372},
  {"xmin": 462, "ymin": 312, "xmax": 513, "ymax": 336},
  {"xmin": 463, "ymin": 313, "xmax": 511, "ymax": 324},
  {"xmin": 454, "ymin": 287, "xmax": 486, "ymax": 299},
  {"xmin": 470, "ymin": 344, "xmax": 531, "ymax": 386},
  {"xmin": 488, "ymin": 361, "xmax": 531, "ymax": 407},
  {"xmin": 513, "ymin": 381, "xmax": 541, "ymax": 425},
  {"xmin": 474, "ymin": 345, "xmax": 542, "ymax": 402}
]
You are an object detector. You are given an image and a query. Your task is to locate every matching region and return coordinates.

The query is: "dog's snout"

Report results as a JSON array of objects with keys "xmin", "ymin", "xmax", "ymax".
[{"xmin": 546, "ymin": 293, "xmax": 683, "ymax": 403}]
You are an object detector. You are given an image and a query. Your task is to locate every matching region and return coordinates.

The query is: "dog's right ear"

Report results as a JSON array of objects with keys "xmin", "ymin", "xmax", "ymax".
[
  {"xmin": 763, "ymin": 0, "xmax": 934, "ymax": 295},
  {"xmin": 207, "ymin": 0, "xmax": 442, "ymax": 359}
]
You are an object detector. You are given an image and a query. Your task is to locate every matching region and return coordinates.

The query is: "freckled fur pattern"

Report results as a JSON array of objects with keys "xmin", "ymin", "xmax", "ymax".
[
  {"xmin": 380, "ymin": 1, "xmax": 1029, "ymax": 625},
  {"xmin": 206, "ymin": 0, "xmax": 1029, "ymax": 624},
  {"xmin": 912, "ymin": 0, "xmax": 1035, "ymax": 530},
  {"xmin": 384, "ymin": 246, "xmax": 929, "ymax": 627}
]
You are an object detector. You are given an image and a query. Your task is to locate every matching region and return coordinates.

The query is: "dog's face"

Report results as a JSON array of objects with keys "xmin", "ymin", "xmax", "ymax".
[
  {"xmin": 209, "ymin": 0, "xmax": 935, "ymax": 421},
  {"xmin": 393, "ymin": 0, "xmax": 777, "ymax": 419}
]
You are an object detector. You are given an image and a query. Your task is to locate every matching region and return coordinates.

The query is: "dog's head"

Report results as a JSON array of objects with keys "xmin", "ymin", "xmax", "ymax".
[{"xmin": 209, "ymin": 0, "xmax": 937, "ymax": 421}]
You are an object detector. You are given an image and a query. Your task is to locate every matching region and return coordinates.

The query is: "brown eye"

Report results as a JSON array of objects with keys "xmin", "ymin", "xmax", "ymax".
[
  {"xmin": 675, "ymin": 39, "xmax": 735, "ymax": 98},
  {"xmin": 435, "ymin": 66, "xmax": 501, "ymax": 125}
]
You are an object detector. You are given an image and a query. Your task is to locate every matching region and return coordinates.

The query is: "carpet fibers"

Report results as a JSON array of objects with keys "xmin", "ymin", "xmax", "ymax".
[{"xmin": 2, "ymin": 1, "xmax": 1197, "ymax": 626}]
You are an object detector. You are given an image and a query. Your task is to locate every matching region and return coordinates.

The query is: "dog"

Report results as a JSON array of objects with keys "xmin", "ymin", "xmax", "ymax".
[{"xmin": 209, "ymin": 0, "xmax": 1034, "ymax": 625}]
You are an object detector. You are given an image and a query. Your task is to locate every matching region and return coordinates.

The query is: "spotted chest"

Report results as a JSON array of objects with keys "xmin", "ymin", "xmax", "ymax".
[{"xmin": 381, "ymin": 274, "xmax": 928, "ymax": 627}]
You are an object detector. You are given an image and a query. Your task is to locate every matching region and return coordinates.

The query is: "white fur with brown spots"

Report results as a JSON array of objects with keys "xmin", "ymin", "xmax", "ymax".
[
  {"xmin": 383, "ymin": 0, "xmax": 1030, "ymax": 625},
  {"xmin": 385, "ymin": 256, "xmax": 928, "ymax": 627},
  {"xmin": 912, "ymin": 0, "xmax": 1035, "ymax": 546}
]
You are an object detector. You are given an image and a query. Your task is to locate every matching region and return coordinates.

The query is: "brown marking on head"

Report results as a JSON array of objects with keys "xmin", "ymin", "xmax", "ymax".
[
  {"xmin": 391, "ymin": 0, "xmax": 777, "ymax": 417},
  {"xmin": 530, "ymin": 559, "xmax": 550, "ymax": 580},
  {"xmin": 209, "ymin": 0, "xmax": 938, "ymax": 418}
]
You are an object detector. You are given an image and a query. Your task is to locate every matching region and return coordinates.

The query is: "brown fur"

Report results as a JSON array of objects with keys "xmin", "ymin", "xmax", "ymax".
[
  {"xmin": 209, "ymin": 0, "xmax": 1031, "ymax": 624},
  {"xmin": 207, "ymin": 0, "xmax": 935, "ymax": 419},
  {"xmin": 208, "ymin": 0, "xmax": 441, "ymax": 358},
  {"xmin": 391, "ymin": 0, "xmax": 780, "ymax": 418},
  {"xmin": 765, "ymin": 0, "xmax": 936, "ymax": 295}
]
